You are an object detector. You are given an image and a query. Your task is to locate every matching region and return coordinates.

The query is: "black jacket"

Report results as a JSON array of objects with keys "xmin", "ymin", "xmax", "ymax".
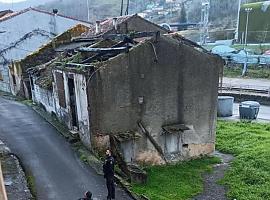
[{"xmin": 103, "ymin": 155, "xmax": 115, "ymax": 178}]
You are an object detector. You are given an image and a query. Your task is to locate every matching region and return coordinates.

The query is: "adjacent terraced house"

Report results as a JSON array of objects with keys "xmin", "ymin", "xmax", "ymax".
[{"xmin": 0, "ymin": 7, "xmax": 90, "ymax": 94}]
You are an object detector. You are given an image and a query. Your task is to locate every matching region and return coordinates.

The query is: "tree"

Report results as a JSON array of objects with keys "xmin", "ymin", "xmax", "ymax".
[{"xmin": 180, "ymin": 3, "xmax": 187, "ymax": 23}]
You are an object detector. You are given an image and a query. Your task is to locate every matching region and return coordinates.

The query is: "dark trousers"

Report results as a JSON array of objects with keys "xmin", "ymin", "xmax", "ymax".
[{"xmin": 106, "ymin": 176, "xmax": 115, "ymax": 199}]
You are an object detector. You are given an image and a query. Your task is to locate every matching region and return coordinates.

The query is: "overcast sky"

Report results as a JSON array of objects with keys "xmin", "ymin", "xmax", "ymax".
[{"xmin": 0, "ymin": 0, "xmax": 27, "ymax": 3}]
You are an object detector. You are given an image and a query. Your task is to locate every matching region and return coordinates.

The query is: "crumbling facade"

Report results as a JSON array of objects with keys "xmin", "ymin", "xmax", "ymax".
[
  {"xmin": 28, "ymin": 15, "xmax": 167, "ymax": 149},
  {"xmin": 25, "ymin": 15, "xmax": 223, "ymax": 165},
  {"xmin": 85, "ymin": 34, "xmax": 222, "ymax": 164}
]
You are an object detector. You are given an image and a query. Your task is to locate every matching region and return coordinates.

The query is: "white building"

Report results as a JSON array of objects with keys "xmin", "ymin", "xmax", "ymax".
[{"xmin": 0, "ymin": 7, "xmax": 90, "ymax": 93}]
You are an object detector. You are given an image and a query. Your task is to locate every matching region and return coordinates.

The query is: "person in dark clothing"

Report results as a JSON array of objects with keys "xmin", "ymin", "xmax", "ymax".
[{"xmin": 103, "ymin": 149, "xmax": 115, "ymax": 200}]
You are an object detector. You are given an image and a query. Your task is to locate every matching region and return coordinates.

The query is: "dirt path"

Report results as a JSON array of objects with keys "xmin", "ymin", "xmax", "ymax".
[{"xmin": 193, "ymin": 151, "xmax": 234, "ymax": 200}]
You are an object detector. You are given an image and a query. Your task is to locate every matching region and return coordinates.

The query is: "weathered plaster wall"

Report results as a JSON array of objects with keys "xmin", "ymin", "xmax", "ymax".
[
  {"xmin": 32, "ymin": 79, "xmax": 56, "ymax": 114},
  {"xmin": 89, "ymin": 35, "xmax": 222, "ymax": 162},
  {"xmin": 73, "ymin": 73, "xmax": 91, "ymax": 147},
  {"xmin": 53, "ymin": 70, "xmax": 91, "ymax": 147}
]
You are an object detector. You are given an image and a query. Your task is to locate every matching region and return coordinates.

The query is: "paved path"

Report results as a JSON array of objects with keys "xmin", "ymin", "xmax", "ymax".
[
  {"xmin": 222, "ymin": 77, "xmax": 270, "ymax": 91},
  {"xmin": 0, "ymin": 97, "xmax": 132, "ymax": 200}
]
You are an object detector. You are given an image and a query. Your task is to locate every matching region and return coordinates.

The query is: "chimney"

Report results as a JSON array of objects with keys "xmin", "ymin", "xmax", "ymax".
[
  {"xmin": 112, "ymin": 17, "xmax": 118, "ymax": 31},
  {"xmin": 95, "ymin": 21, "xmax": 101, "ymax": 34}
]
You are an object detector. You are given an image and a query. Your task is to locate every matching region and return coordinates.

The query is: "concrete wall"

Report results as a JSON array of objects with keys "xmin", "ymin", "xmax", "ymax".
[
  {"xmin": 32, "ymin": 80, "xmax": 56, "ymax": 114},
  {"xmin": 53, "ymin": 70, "xmax": 91, "ymax": 147},
  {"xmin": 89, "ymin": 35, "xmax": 222, "ymax": 162},
  {"xmin": 0, "ymin": 64, "xmax": 10, "ymax": 92},
  {"xmin": 0, "ymin": 9, "xmax": 89, "ymax": 93}
]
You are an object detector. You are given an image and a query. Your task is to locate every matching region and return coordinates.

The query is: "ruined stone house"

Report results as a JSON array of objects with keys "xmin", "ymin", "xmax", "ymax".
[
  {"xmin": 86, "ymin": 34, "xmax": 222, "ymax": 164},
  {"xmin": 26, "ymin": 15, "xmax": 223, "ymax": 165},
  {"xmin": 27, "ymin": 15, "xmax": 167, "ymax": 148},
  {"xmin": 0, "ymin": 7, "xmax": 91, "ymax": 94}
]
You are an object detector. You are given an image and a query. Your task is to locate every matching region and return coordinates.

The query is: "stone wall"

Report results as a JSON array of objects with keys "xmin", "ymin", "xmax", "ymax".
[{"xmin": 88, "ymin": 35, "xmax": 222, "ymax": 162}]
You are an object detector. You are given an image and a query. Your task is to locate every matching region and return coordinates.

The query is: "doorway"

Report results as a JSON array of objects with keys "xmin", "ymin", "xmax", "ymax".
[{"xmin": 68, "ymin": 76, "xmax": 78, "ymax": 129}]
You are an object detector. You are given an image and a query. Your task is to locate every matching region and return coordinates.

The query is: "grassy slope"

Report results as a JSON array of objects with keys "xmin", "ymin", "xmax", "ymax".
[
  {"xmin": 131, "ymin": 157, "xmax": 220, "ymax": 200},
  {"xmin": 216, "ymin": 121, "xmax": 270, "ymax": 200}
]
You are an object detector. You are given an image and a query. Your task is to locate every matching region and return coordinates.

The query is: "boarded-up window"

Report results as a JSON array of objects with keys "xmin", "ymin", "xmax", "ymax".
[{"xmin": 55, "ymin": 72, "xmax": 66, "ymax": 108}]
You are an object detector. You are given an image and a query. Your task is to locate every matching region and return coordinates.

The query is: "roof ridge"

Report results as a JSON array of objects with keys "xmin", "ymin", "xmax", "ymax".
[
  {"xmin": 0, "ymin": 7, "xmax": 91, "ymax": 24},
  {"xmin": 30, "ymin": 7, "xmax": 91, "ymax": 24}
]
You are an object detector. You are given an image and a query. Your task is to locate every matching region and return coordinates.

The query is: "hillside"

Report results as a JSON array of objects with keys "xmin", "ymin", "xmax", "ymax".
[
  {"xmin": 0, "ymin": 0, "xmax": 54, "ymax": 11},
  {"xmin": 37, "ymin": 0, "xmax": 126, "ymax": 22},
  {"xmin": 1, "ymin": 0, "xmax": 268, "ymax": 28}
]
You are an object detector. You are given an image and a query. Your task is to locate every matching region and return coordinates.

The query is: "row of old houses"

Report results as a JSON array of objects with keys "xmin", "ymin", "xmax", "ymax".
[
  {"xmin": 0, "ymin": 9, "xmax": 223, "ymax": 166},
  {"xmin": 0, "ymin": 7, "xmax": 91, "ymax": 94}
]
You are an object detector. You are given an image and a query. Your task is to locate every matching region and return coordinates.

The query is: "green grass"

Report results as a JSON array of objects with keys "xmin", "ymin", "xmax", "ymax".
[
  {"xmin": 26, "ymin": 175, "xmax": 37, "ymax": 199},
  {"xmin": 131, "ymin": 156, "xmax": 221, "ymax": 200},
  {"xmin": 223, "ymin": 65, "xmax": 270, "ymax": 79},
  {"xmin": 216, "ymin": 121, "xmax": 270, "ymax": 200}
]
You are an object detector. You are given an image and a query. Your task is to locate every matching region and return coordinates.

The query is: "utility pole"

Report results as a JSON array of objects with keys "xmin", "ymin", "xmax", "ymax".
[
  {"xmin": 125, "ymin": 0, "xmax": 130, "ymax": 15},
  {"xmin": 87, "ymin": 0, "xmax": 90, "ymax": 22},
  {"xmin": 200, "ymin": 0, "xmax": 210, "ymax": 45},
  {"xmin": 235, "ymin": 0, "xmax": 242, "ymax": 42},
  {"xmin": 242, "ymin": 7, "xmax": 252, "ymax": 76},
  {"xmin": 244, "ymin": 7, "xmax": 252, "ymax": 48},
  {"xmin": 120, "ymin": 0, "xmax": 124, "ymax": 16}
]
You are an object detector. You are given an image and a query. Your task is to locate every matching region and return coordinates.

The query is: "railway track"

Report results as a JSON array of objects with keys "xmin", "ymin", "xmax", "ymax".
[{"xmin": 219, "ymin": 85, "xmax": 270, "ymax": 96}]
